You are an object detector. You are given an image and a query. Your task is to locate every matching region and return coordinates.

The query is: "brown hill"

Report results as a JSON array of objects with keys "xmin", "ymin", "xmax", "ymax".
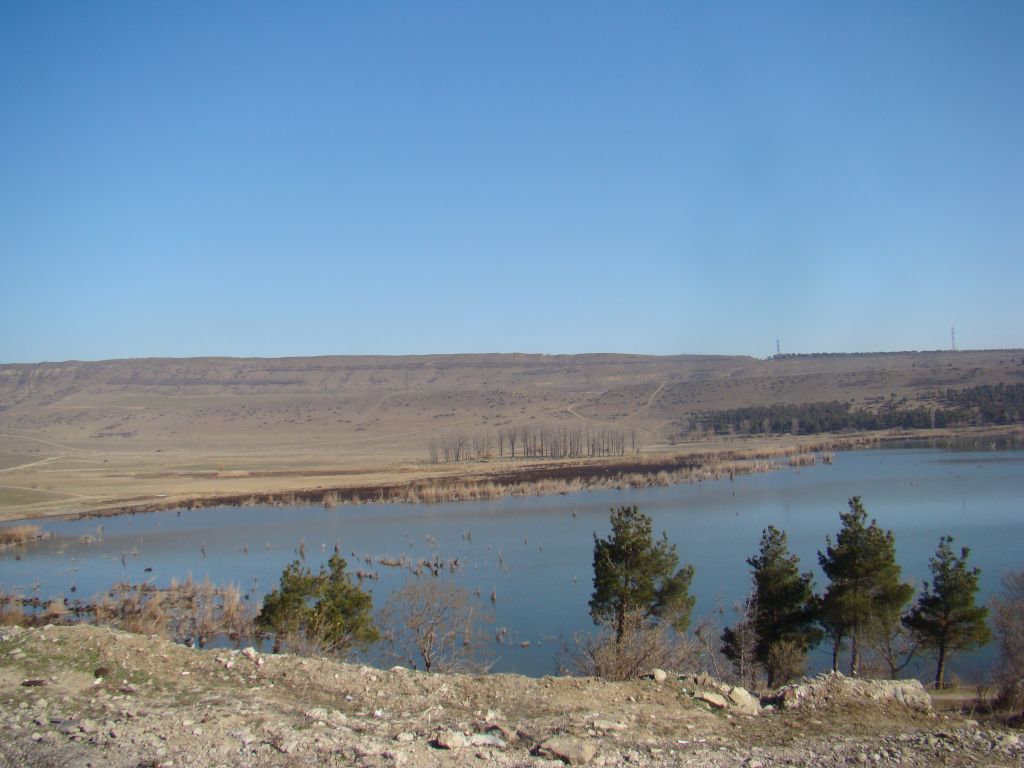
[{"xmin": 0, "ymin": 351, "xmax": 1021, "ymax": 520}]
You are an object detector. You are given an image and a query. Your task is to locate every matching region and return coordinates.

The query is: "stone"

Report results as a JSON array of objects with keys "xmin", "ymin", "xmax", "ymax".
[
  {"xmin": 592, "ymin": 720, "xmax": 627, "ymax": 731},
  {"xmin": 469, "ymin": 733, "xmax": 506, "ymax": 748},
  {"xmin": 726, "ymin": 686, "xmax": 761, "ymax": 716},
  {"xmin": 651, "ymin": 668, "xmax": 667, "ymax": 683},
  {"xmin": 697, "ymin": 691, "xmax": 728, "ymax": 709},
  {"xmin": 241, "ymin": 647, "xmax": 258, "ymax": 661},
  {"xmin": 536, "ymin": 736, "xmax": 597, "ymax": 765},
  {"xmin": 433, "ymin": 729, "xmax": 467, "ymax": 750}
]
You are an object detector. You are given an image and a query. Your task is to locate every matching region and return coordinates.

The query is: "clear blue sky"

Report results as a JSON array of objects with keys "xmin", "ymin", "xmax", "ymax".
[{"xmin": 2, "ymin": 2, "xmax": 1022, "ymax": 363}]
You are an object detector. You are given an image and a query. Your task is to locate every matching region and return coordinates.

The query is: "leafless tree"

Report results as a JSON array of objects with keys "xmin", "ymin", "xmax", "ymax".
[
  {"xmin": 723, "ymin": 592, "xmax": 760, "ymax": 688},
  {"xmin": 379, "ymin": 577, "xmax": 492, "ymax": 673},
  {"xmin": 992, "ymin": 570, "xmax": 1024, "ymax": 711}
]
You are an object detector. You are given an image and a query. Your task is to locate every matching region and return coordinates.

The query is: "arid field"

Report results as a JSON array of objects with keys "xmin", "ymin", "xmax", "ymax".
[{"xmin": 1, "ymin": 350, "xmax": 1021, "ymax": 521}]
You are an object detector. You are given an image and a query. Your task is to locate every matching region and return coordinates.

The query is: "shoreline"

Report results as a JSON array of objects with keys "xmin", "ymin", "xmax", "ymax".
[{"xmin": 4, "ymin": 425, "xmax": 1019, "ymax": 526}]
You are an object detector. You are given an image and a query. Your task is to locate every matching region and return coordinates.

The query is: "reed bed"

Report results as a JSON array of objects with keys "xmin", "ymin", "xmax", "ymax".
[
  {"xmin": 0, "ymin": 524, "xmax": 48, "ymax": 548},
  {"xmin": 2, "ymin": 578, "xmax": 256, "ymax": 646}
]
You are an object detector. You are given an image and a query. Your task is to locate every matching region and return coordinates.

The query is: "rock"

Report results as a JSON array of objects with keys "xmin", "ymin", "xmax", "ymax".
[
  {"xmin": 727, "ymin": 686, "xmax": 761, "ymax": 716},
  {"xmin": 697, "ymin": 691, "xmax": 728, "ymax": 709},
  {"xmin": 592, "ymin": 720, "xmax": 627, "ymax": 731},
  {"xmin": 651, "ymin": 668, "xmax": 667, "ymax": 683},
  {"xmin": 433, "ymin": 729, "xmax": 467, "ymax": 750},
  {"xmin": 469, "ymin": 733, "xmax": 506, "ymax": 748},
  {"xmin": 395, "ymin": 732, "xmax": 415, "ymax": 742},
  {"xmin": 536, "ymin": 736, "xmax": 597, "ymax": 765},
  {"xmin": 241, "ymin": 647, "xmax": 258, "ymax": 661},
  {"xmin": 79, "ymin": 719, "xmax": 97, "ymax": 734},
  {"xmin": 482, "ymin": 721, "xmax": 514, "ymax": 742}
]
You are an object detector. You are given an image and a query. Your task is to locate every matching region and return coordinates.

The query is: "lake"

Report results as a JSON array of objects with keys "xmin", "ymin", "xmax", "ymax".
[{"xmin": 2, "ymin": 443, "xmax": 1022, "ymax": 681}]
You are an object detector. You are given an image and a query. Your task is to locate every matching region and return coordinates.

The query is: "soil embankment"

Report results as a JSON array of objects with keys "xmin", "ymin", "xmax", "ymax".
[{"xmin": 1, "ymin": 624, "xmax": 1020, "ymax": 767}]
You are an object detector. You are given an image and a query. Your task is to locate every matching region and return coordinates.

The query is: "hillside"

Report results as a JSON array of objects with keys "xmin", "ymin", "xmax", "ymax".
[{"xmin": 0, "ymin": 351, "xmax": 1021, "ymax": 520}]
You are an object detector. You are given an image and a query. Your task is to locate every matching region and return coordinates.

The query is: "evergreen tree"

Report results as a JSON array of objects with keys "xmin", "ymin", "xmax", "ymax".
[
  {"xmin": 903, "ymin": 536, "xmax": 991, "ymax": 688},
  {"xmin": 257, "ymin": 553, "xmax": 378, "ymax": 655},
  {"xmin": 725, "ymin": 526, "xmax": 820, "ymax": 686},
  {"xmin": 256, "ymin": 559, "xmax": 319, "ymax": 653},
  {"xmin": 590, "ymin": 505, "xmax": 695, "ymax": 643},
  {"xmin": 818, "ymin": 497, "xmax": 913, "ymax": 675}
]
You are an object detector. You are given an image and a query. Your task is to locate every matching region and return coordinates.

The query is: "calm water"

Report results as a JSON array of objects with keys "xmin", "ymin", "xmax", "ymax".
[{"xmin": 2, "ymin": 445, "xmax": 1022, "ymax": 680}]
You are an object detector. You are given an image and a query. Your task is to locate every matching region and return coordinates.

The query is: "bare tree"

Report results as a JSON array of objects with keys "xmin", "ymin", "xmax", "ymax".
[
  {"xmin": 379, "ymin": 577, "xmax": 491, "ymax": 673},
  {"xmin": 992, "ymin": 570, "xmax": 1024, "ymax": 711},
  {"xmin": 721, "ymin": 592, "xmax": 760, "ymax": 688}
]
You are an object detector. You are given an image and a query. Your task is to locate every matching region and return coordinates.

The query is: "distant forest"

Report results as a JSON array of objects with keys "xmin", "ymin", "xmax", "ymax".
[{"xmin": 680, "ymin": 383, "xmax": 1024, "ymax": 438}]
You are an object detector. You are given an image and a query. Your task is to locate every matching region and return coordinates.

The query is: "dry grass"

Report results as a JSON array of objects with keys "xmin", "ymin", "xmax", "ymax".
[
  {"xmin": 81, "ymin": 578, "xmax": 257, "ymax": 646},
  {"xmin": 1, "ymin": 350, "xmax": 1020, "ymax": 522},
  {"xmin": 563, "ymin": 621, "xmax": 704, "ymax": 681},
  {"xmin": 0, "ymin": 591, "xmax": 27, "ymax": 626},
  {"xmin": 0, "ymin": 524, "xmax": 46, "ymax": 547}
]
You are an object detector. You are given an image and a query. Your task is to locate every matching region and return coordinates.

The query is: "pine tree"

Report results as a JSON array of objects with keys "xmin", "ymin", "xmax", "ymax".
[
  {"xmin": 590, "ymin": 505, "xmax": 695, "ymax": 643},
  {"xmin": 903, "ymin": 536, "xmax": 990, "ymax": 688},
  {"xmin": 256, "ymin": 559, "xmax": 319, "ymax": 653},
  {"xmin": 725, "ymin": 525, "xmax": 820, "ymax": 686},
  {"xmin": 257, "ymin": 553, "xmax": 378, "ymax": 655},
  {"xmin": 818, "ymin": 497, "xmax": 913, "ymax": 675}
]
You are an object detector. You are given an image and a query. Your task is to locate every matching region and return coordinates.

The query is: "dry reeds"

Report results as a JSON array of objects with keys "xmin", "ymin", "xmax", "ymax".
[
  {"xmin": 83, "ymin": 577, "xmax": 256, "ymax": 646},
  {"xmin": 0, "ymin": 525, "xmax": 47, "ymax": 548},
  {"xmin": 0, "ymin": 590, "xmax": 27, "ymax": 626}
]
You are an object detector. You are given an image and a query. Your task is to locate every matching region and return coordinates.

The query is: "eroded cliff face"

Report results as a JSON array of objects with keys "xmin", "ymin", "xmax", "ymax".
[{"xmin": 0, "ymin": 623, "xmax": 1019, "ymax": 768}]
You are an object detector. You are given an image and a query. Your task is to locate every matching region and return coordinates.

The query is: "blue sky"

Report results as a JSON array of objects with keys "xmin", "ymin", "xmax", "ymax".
[{"xmin": 1, "ymin": 2, "xmax": 1022, "ymax": 362}]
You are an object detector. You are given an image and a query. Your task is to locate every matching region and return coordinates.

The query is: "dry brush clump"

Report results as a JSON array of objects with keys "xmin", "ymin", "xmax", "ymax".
[
  {"xmin": 0, "ymin": 590, "xmax": 27, "ymax": 626},
  {"xmin": 564, "ymin": 621, "xmax": 703, "ymax": 681},
  {"xmin": 992, "ymin": 570, "xmax": 1024, "ymax": 715},
  {"xmin": 69, "ymin": 578, "xmax": 258, "ymax": 646},
  {"xmin": 0, "ymin": 524, "xmax": 48, "ymax": 548}
]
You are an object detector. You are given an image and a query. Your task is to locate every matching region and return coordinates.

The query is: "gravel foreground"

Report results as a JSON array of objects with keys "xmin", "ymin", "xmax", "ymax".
[{"xmin": 1, "ymin": 624, "xmax": 1020, "ymax": 768}]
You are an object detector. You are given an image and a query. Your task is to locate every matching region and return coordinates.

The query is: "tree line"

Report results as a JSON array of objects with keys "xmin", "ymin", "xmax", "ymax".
[
  {"xmin": 428, "ymin": 425, "xmax": 634, "ymax": 463},
  {"xmin": 587, "ymin": 501, "xmax": 991, "ymax": 691},
  {"xmin": 680, "ymin": 383, "xmax": 1024, "ymax": 438},
  {"xmin": 252, "ymin": 499, "xmax": 1014, "ymax": 702}
]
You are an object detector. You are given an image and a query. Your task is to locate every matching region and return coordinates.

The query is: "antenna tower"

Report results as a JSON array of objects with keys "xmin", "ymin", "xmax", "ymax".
[
  {"xmin": 951, "ymin": 326, "xmax": 957, "ymax": 352},
  {"xmin": 776, "ymin": 338, "xmax": 781, "ymax": 356}
]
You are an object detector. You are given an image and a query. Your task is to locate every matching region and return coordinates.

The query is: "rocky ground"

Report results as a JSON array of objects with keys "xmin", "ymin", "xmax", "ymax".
[{"xmin": 1, "ymin": 624, "xmax": 1020, "ymax": 767}]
